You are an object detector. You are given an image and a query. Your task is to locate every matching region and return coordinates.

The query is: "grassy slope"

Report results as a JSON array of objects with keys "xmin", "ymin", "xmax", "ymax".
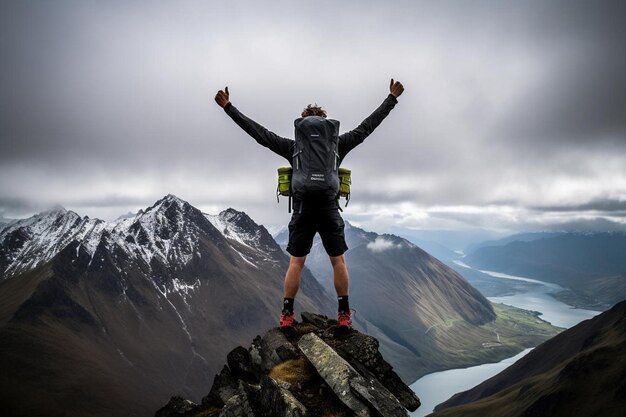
[{"xmin": 415, "ymin": 302, "xmax": 561, "ymax": 379}]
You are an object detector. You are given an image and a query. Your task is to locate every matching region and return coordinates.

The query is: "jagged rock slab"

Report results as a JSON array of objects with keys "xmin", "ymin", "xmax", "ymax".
[
  {"xmin": 298, "ymin": 333, "xmax": 373, "ymax": 417},
  {"xmin": 333, "ymin": 328, "xmax": 421, "ymax": 411},
  {"xmin": 299, "ymin": 332, "xmax": 409, "ymax": 417},
  {"xmin": 220, "ymin": 394, "xmax": 252, "ymax": 417},
  {"xmin": 202, "ymin": 365, "xmax": 239, "ymax": 407},
  {"xmin": 219, "ymin": 381, "xmax": 257, "ymax": 417},
  {"xmin": 227, "ymin": 346, "xmax": 258, "ymax": 382},
  {"xmin": 349, "ymin": 377, "xmax": 409, "ymax": 417},
  {"xmin": 249, "ymin": 335, "xmax": 264, "ymax": 370},
  {"xmin": 259, "ymin": 375, "xmax": 307, "ymax": 417},
  {"xmin": 259, "ymin": 328, "xmax": 300, "ymax": 371},
  {"xmin": 300, "ymin": 312, "xmax": 421, "ymax": 411}
]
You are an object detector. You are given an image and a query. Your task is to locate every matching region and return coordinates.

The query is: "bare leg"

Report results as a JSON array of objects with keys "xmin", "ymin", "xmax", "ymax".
[
  {"xmin": 330, "ymin": 255, "xmax": 349, "ymax": 297},
  {"xmin": 284, "ymin": 255, "xmax": 306, "ymax": 298}
]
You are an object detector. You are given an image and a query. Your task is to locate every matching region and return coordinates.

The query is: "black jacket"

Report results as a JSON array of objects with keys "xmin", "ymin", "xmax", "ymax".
[{"xmin": 224, "ymin": 94, "xmax": 398, "ymax": 210}]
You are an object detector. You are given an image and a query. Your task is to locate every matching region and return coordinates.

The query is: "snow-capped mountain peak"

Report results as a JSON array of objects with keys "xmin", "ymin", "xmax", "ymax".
[
  {"xmin": 0, "ymin": 208, "xmax": 105, "ymax": 276},
  {"xmin": 0, "ymin": 195, "xmax": 279, "ymax": 280},
  {"xmin": 90, "ymin": 194, "xmax": 220, "ymax": 270}
]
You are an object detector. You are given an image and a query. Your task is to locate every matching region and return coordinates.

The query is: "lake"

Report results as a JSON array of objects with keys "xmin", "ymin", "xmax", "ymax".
[{"xmin": 409, "ymin": 263, "xmax": 600, "ymax": 416}]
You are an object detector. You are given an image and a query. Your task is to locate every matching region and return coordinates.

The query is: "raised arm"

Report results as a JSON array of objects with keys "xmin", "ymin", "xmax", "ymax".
[
  {"xmin": 214, "ymin": 86, "xmax": 293, "ymax": 161},
  {"xmin": 337, "ymin": 78, "xmax": 404, "ymax": 160}
]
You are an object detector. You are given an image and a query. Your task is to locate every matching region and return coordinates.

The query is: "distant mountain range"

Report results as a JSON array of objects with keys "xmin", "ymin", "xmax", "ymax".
[
  {"xmin": 464, "ymin": 232, "xmax": 626, "ymax": 308},
  {"xmin": 464, "ymin": 232, "xmax": 569, "ymax": 254},
  {"xmin": 432, "ymin": 299, "xmax": 626, "ymax": 417},
  {"xmin": 398, "ymin": 235, "xmax": 461, "ymax": 262},
  {"xmin": 388, "ymin": 228, "xmax": 504, "ymax": 253}
]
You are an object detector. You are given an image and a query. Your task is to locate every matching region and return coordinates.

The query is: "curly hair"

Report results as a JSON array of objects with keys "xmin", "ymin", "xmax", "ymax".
[{"xmin": 301, "ymin": 104, "xmax": 327, "ymax": 118}]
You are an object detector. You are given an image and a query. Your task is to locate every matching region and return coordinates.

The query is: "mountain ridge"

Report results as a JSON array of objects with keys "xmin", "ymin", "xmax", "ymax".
[
  {"xmin": 0, "ymin": 194, "xmax": 335, "ymax": 417},
  {"xmin": 463, "ymin": 232, "xmax": 626, "ymax": 308}
]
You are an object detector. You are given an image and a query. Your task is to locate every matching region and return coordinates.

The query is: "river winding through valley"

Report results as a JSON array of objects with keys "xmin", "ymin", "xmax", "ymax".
[{"xmin": 409, "ymin": 261, "xmax": 600, "ymax": 416}]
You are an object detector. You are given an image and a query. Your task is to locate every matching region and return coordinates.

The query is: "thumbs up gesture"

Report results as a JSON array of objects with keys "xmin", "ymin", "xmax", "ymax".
[
  {"xmin": 215, "ymin": 86, "xmax": 230, "ymax": 108},
  {"xmin": 389, "ymin": 78, "xmax": 404, "ymax": 98}
]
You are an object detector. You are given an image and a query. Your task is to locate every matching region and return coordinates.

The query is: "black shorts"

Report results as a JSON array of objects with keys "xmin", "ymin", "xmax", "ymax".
[{"xmin": 286, "ymin": 209, "xmax": 348, "ymax": 257}]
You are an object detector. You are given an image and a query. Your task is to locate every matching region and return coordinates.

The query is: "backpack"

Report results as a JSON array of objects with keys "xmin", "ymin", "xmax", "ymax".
[
  {"xmin": 277, "ymin": 167, "xmax": 351, "ymax": 212},
  {"xmin": 291, "ymin": 116, "xmax": 341, "ymax": 204}
]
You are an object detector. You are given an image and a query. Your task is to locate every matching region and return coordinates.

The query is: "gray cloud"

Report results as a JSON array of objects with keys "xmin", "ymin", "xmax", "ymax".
[
  {"xmin": 423, "ymin": 207, "xmax": 626, "ymax": 233},
  {"xmin": 492, "ymin": 1, "xmax": 626, "ymax": 151},
  {"xmin": 0, "ymin": 197, "xmax": 40, "ymax": 217},
  {"xmin": 1, "ymin": 0, "xmax": 625, "ymax": 232},
  {"xmin": 530, "ymin": 198, "xmax": 626, "ymax": 214}
]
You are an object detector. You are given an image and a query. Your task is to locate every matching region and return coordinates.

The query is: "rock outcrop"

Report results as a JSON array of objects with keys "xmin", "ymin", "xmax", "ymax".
[{"xmin": 155, "ymin": 312, "xmax": 421, "ymax": 417}]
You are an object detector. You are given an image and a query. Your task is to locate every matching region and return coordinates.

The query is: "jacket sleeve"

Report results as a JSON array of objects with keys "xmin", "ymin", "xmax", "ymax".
[
  {"xmin": 224, "ymin": 102, "xmax": 294, "ymax": 161},
  {"xmin": 338, "ymin": 94, "xmax": 398, "ymax": 160}
]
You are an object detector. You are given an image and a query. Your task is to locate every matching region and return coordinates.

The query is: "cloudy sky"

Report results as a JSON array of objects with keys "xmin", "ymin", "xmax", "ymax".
[{"xmin": 1, "ymin": 0, "xmax": 625, "ymax": 235}]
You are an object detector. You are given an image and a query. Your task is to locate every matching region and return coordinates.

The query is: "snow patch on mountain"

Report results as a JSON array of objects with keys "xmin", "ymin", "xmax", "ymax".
[
  {"xmin": 204, "ymin": 209, "xmax": 264, "ymax": 250},
  {"xmin": 232, "ymin": 248, "xmax": 259, "ymax": 269},
  {"xmin": 167, "ymin": 278, "xmax": 202, "ymax": 297}
]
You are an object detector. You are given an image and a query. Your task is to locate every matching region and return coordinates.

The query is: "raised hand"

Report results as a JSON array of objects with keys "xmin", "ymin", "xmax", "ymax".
[
  {"xmin": 389, "ymin": 78, "xmax": 404, "ymax": 98},
  {"xmin": 214, "ymin": 86, "xmax": 230, "ymax": 108}
]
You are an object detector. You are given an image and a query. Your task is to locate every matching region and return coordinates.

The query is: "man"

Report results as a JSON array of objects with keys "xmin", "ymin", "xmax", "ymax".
[{"xmin": 214, "ymin": 78, "xmax": 404, "ymax": 329}]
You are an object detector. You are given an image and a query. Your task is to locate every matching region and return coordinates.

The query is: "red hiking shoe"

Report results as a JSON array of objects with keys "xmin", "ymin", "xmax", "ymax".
[
  {"xmin": 337, "ymin": 310, "xmax": 352, "ymax": 328},
  {"xmin": 280, "ymin": 310, "xmax": 296, "ymax": 328}
]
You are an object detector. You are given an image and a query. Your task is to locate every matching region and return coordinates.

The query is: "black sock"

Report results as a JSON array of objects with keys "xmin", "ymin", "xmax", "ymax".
[
  {"xmin": 283, "ymin": 298, "xmax": 294, "ymax": 313},
  {"xmin": 338, "ymin": 296, "xmax": 349, "ymax": 313}
]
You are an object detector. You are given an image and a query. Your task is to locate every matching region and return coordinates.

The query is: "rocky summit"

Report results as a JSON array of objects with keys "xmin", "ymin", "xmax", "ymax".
[{"xmin": 155, "ymin": 312, "xmax": 421, "ymax": 417}]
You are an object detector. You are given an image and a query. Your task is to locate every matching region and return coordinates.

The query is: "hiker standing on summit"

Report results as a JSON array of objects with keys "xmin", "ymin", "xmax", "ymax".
[{"xmin": 215, "ymin": 79, "xmax": 404, "ymax": 329}]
